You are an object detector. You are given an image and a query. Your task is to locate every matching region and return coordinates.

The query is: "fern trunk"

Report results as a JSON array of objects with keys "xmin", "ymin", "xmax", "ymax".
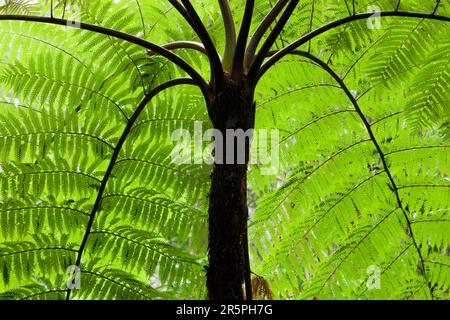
[{"xmin": 207, "ymin": 74, "xmax": 255, "ymax": 300}]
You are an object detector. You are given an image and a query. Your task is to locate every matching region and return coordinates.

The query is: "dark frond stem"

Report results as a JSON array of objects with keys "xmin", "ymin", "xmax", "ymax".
[
  {"xmin": 167, "ymin": 1, "xmax": 218, "ymax": 69},
  {"xmin": 385, "ymin": 145, "xmax": 449, "ymax": 156},
  {"xmin": 65, "ymin": 78, "xmax": 198, "ymax": 300},
  {"xmin": 396, "ymin": 0, "xmax": 401, "ymax": 11},
  {"xmin": 167, "ymin": 0, "xmax": 194, "ymax": 24},
  {"xmin": 135, "ymin": 0, "xmax": 146, "ymax": 36},
  {"xmin": 62, "ymin": 0, "xmax": 66, "ymax": 19},
  {"xmin": 280, "ymin": 50, "xmax": 434, "ymax": 299},
  {"xmin": 244, "ymin": 0, "xmax": 289, "ymax": 71},
  {"xmin": 398, "ymin": 184, "xmax": 450, "ymax": 190},
  {"xmin": 265, "ymin": 0, "xmax": 287, "ymax": 50},
  {"xmin": 232, "ymin": 0, "xmax": 254, "ymax": 80},
  {"xmin": 263, "ymin": 0, "xmax": 277, "ymax": 50},
  {"xmin": 307, "ymin": 0, "xmax": 315, "ymax": 53},
  {"xmin": 147, "ymin": 41, "xmax": 207, "ymax": 56},
  {"xmin": 433, "ymin": 0, "xmax": 441, "ymax": 15},
  {"xmin": 0, "ymin": 247, "xmax": 78, "ymax": 259},
  {"xmin": 342, "ymin": 30, "xmax": 388, "ymax": 80},
  {"xmin": 352, "ymin": 0, "xmax": 356, "ymax": 15},
  {"xmin": 0, "ymin": 15, "xmax": 209, "ymax": 95},
  {"xmin": 258, "ymin": 11, "xmax": 450, "ymax": 80},
  {"xmin": 81, "ymin": 270, "xmax": 152, "ymax": 300},
  {"xmin": 326, "ymin": 52, "xmax": 334, "ymax": 65},
  {"xmin": 21, "ymin": 289, "xmax": 68, "ymax": 300},
  {"xmin": 343, "ymin": 0, "xmax": 352, "ymax": 16},
  {"xmin": 219, "ymin": 0, "xmax": 236, "ymax": 71},
  {"xmin": 247, "ymin": 0, "xmax": 299, "ymax": 81},
  {"xmin": 179, "ymin": 0, "xmax": 224, "ymax": 87}
]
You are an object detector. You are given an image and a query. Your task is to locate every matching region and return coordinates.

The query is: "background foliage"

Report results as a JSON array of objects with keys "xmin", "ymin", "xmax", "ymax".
[{"xmin": 0, "ymin": 0, "xmax": 448, "ymax": 300}]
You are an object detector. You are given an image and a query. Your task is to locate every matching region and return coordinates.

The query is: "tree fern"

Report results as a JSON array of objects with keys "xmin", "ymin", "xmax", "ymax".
[{"xmin": 0, "ymin": 0, "xmax": 448, "ymax": 300}]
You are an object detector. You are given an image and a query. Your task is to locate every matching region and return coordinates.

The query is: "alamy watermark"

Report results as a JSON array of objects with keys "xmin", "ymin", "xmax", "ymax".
[
  {"xmin": 171, "ymin": 121, "xmax": 280, "ymax": 176},
  {"xmin": 367, "ymin": 5, "xmax": 382, "ymax": 30},
  {"xmin": 365, "ymin": 265, "xmax": 381, "ymax": 290},
  {"xmin": 66, "ymin": 265, "xmax": 81, "ymax": 290}
]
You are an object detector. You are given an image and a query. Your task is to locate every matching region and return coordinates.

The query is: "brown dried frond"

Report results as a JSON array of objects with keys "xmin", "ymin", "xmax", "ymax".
[{"xmin": 251, "ymin": 276, "xmax": 273, "ymax": 300}]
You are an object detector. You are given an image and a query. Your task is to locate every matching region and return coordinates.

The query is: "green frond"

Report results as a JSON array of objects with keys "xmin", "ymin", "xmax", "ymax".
[
  {"xmin": 0, "ymin": 0, "xmax": 449, "ymax": 301},
  {"xmin": 250, "ymin": 23, "xmax": 450, "ymax": 298}
]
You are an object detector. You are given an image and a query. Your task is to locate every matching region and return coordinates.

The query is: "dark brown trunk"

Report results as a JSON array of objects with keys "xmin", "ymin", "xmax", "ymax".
[{"xmin": 207, "ymin": 74, "xmax": 255, "ymax": 300}]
